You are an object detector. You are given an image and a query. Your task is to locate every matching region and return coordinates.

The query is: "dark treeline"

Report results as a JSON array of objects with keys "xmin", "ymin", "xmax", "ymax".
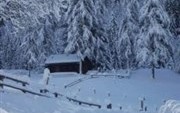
[{"xmin": 0, "ymin": 0, "xmax": 179, "ymax": 73}]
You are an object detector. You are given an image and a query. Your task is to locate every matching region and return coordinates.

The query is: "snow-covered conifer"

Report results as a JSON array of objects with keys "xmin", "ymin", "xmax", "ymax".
[
  {"xmin": 64, "ymin": 0, "xmax": 99, "ymax": 58},
  {"xmin": 0, "ymin": 19, "xmax": 17, "ymax": 68},
  {"xmin": 137, "ymin": 0, "xmax": 173, "ymax": 78},
  {"xmin": 173, "ymin": 39, "xmax": 180, "ymax": 73},
  {"xmin": 118, "ymin": 0, "xmax": 140, "ymax": 69},
  {"xmin": 19, "ymin": 30, "xmax": 39, "ymax": 69},
  {"xmin": 165, "ymin": 0, "xmax": 180, "ymax": 37},
  {"xmin": 102, "ymin": 14, "xmax": 119, "ymax": 70}
]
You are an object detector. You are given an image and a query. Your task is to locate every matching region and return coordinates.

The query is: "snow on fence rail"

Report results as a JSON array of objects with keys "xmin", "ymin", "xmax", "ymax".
[
  {"xmin": 0, "ymin": 74, "xmax": 29, "ymax": 86},
  {"xmin": 39, "ymin": 88, "xmax": 102, "ymax": 108},
  {"xmin": 66, "ymin": 97, "xmax": 101, "ymax": 108},
  {"xmin": 64, "ymin": 75, "xmax": 99, "ymax": 88},
  {"xmin": 0, "ymin": 83, "xmax": 49, "ymax": 98},
  {"xmin": 64, "ymin": 70, "xmax": 131, "ymax": 88},
  {"xmin": 92, "ymin": 69, "xmax": 131, "ymax": 78}
]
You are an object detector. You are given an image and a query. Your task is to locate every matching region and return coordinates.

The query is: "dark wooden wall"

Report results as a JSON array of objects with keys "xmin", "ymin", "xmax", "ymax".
[
  {"xmin": 46, "ymin": 63, "xmax": 80, "ymax": 73},
  {"xmin": 82, "ymin": 57, "xmax": 93, "ymax": 74},
  {"xmin": 45, "ymin": 57, "xmax": 94, "ymax": 74}
]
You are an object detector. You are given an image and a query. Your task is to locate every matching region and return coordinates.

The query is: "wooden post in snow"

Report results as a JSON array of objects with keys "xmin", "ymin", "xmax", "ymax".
[
  {"xmin": 139, "ymin": 97, "xmax": 146, "ymax": 111},
  {"xmin": 152, "ymin": 63, "xmax": 155, "ymax": 79},
  {"xmin": 79, "ymin": 61, "xmax": 82, "ymax": 74}
]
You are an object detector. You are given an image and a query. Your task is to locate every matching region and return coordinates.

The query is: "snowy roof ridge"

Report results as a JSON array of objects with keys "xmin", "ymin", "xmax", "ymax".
[{"xmin": 45, "ymin": 54, "xmax": 82, "ymax": 64}]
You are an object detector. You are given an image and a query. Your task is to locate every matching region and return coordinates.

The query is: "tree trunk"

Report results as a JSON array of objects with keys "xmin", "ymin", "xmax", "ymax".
[
  {"xmin": 28, "ymin": 69, "xmax": 31, "ymax": 77},
  {"xmin": 152, "ymin": 64, "xmax": 155, "ymax": 79}
]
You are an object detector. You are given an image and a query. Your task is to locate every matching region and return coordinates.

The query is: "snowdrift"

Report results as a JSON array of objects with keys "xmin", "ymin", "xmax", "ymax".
[{"xmin": 159, "ymin": 100, "xmax": 180, "ymax": 113}]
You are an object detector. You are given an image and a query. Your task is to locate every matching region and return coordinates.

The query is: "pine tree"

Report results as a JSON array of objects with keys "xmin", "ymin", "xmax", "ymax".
[
  {"xmin": 19, "ymin": 30, "xmax": 38, "ymax": 70},
  {"xmin": 173, "ymin": 39, "xmax": 180, "ymax": 73},
  {"xmin": 119, "ymin": 18, "xmax": 133, "ymax": 69},
  {"xmin": 89, "ymin": 0, "xmax": 113, "ymax": 70},
  {"xmin": 0, "ymin": 19, "xmax": 17, "ymax": 69},
  {"xmin": 0, "ymin": 18, "xmax": 5, "ymax": 68},
  {"xmin": 137, "ymin": 0, "xmax": 173, "ymax": 78},
  {"xmin": 54, "ymin": 0, "xmax": 69, "ymax": 54},
  {"xmin": 118, "ymin": 0, "xmax": 140, "ymax": 69},
  {"xmin": 54, "ymin": 26, "xmax": 67, "ymax": 54},
  {"xmin": 165, "ymin": 0, "xmax": 180, "ymax": 73},
  {"xmin": 165, "ymin": 0, "xmax": 180, "ymax": 37},
  {"xmin": 65, "ymin": 0, "xmax": 99, "ymax": 58},
  {"xmin": 102, "ymin": 13, "xmax": 119, "ymax": 70},
  {"xmin": 42, "ymin": 13, "xmax": 58, "ymax": 56}
]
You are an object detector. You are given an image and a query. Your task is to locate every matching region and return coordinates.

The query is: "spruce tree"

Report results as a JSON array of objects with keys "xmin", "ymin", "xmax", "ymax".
[
  {"xmin": 0, "ymin": 19, "xmax": 17, "ymax": 69},
  {"xmin": 64, "ymin": 0, "xmax": 99, "ymax": 58},
  {"xmin": 138, "ymin": 0, "xmax": 173, "ymax": 78},
  {"xmin": 102, "ymin": 14, "xmax": 119, "ymax": 70},
  {"xmin": 165, "ymin": 0, "xmax": 180, "ymax": 37},
  {"xmin": 118, "ymin": 0, "xmax": 139, "ymax": 69}
]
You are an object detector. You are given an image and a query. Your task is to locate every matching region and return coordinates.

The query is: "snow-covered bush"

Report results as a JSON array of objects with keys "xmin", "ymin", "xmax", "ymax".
[
  {"xmin": 0, "ymin": 108, "xmax": 9, "ymax": 113},
  {"xmin": 159, "ymin": 100, "xmax": 180, "ymax": 113}
]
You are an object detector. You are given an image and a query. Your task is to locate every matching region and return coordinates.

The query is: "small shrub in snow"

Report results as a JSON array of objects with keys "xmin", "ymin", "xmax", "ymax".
[
  {"xmin": 145, "ymin": 106, "xmax": 147, "ymax": 111},
  {"xmin": 78, "ymin": 88, "xmax": 81, "ymax": 92},
  {"xmin": 93, "ymin": 89, "xmax": 96, "ymax": 94},
  {"xmin": 107, "ymin": 103, "xmax": 112, "ymax": 109},
  {"xmin": 120, "ymin": 106, "xmax": 122, "ymax": 110},
  {"xmin": 54, "ymin": 92, "xmax": 58, "ymax": 98},
  {"xmin": 108, "ymin": 93, "xmax": 111, "ymax": 97}
]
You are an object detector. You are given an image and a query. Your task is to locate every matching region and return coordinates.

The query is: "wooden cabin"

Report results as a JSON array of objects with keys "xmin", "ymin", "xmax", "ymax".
[{"xmin": 45, "ymin": 54, "xmax": 93, "ymax": 74}]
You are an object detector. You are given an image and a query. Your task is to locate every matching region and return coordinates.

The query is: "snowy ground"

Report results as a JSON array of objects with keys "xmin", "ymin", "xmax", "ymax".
[{"xmin": 0, "ymin": 69, "xmax": 180, "ymax": 113}]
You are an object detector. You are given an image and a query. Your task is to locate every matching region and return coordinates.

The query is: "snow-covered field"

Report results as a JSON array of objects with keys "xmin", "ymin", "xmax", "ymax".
[{"xmin": 0, "ymin": 69, "xmax": 180, "ymax": 113}]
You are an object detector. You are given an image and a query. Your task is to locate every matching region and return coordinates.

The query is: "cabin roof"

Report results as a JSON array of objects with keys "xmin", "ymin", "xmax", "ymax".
[{"xmin": 45, "ymin": 54, "xmax": 81, "ymax": 64}]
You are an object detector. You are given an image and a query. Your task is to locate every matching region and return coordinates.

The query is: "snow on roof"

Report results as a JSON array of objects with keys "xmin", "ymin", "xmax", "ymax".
[{"xmin": 45, "ymin": 54, "xmax": 81, "ymax": 64}]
